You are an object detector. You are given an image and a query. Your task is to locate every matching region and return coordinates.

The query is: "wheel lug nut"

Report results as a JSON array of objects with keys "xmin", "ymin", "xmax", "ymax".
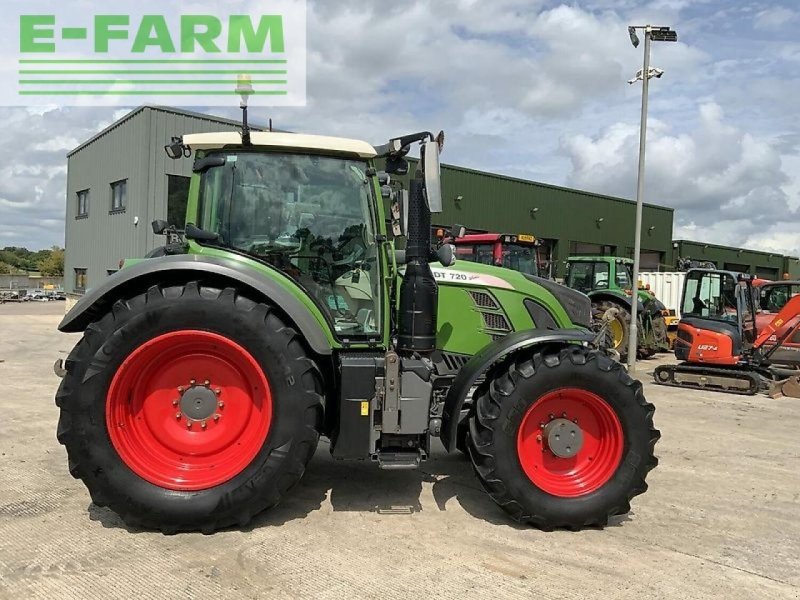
[
  {"xmin": 548, "ymin": 413, "xmax": 554, "ymax": 420},
  {"xmin": 186, "ymin": 421, "xmax": 192, "ymax": 429},
  {"xmin": 175, "ymin": 412, "xmax": 181, "ymax": 419},
  {"xmin": 172, "ymin": 399, "xmax": 179, "ymax": 406},
  {"xmin": 213, "ymin": 414, "xmax": 220, "ymax": 421},
  {"xmin": 562, "ymin": 412, "xmax": 567, "ymax": 418},
  {"xmin": 177, "ymin": 386, "xmax": 185, "ymax": 392},
  {"xmin": 218, "ymin": 401, "xmax": 225, "ymax": 408},
  {"xmin": 190, "ymin": 379, "xmax": 196, "ymax": 385},
  {"xmin": 203, "ymin": 380, "xmax": 210, "ymax": 387},
  {"xmin": 214, "ymin": 389, "xmax": 222, "ymax": 395},
  {"xmin": 201, "ymin": 420, "xmax": 207, "ymax": 429},
  {"xmin": 536, "ymin": 434, "xmax": 542, "ymax": 442}
]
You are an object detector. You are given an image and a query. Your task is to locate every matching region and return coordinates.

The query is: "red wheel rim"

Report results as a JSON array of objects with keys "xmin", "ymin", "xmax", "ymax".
[
  {"xmin": 516, "ymin": 387, "xmax": 623, "ymax": 498},
  {"xmin": 106, "ymin": 330, "xmax": 272, "ymax": 491}
]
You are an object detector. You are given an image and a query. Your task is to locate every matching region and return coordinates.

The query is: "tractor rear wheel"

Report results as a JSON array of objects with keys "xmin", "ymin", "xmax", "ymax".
[
  {"xmin": 467, "ymin": 346, "xmax": 658, "ymax": 529},
  {"xmin": 593, "ymin": 300, "xmax": 631, "ymax": 362},
  {"xmin": 55, "ymin": 282, "xmax": 324, "ymax": 533}
]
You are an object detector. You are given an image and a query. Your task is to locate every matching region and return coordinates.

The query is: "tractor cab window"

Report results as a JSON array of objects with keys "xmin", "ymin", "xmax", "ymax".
[
  {"xmin": 682, "ymin": 272, "xmax": 739, "ymax": 321},
  {"xmin": 198, "ymin": 152, "xmax": 382, "ymax": 338},
  {"xmin": 567, "ymin": 261, "xmax": 609, "ymax": 293},
  {"xmin": 760, "ymin": 284, "xmax": 800, "ymax": 312},
  {"xmin": 454, "ymin": 244, "xmax": 495, "ymax": 266},
  {"xmin": 615, "ymin": 263, "xmax": 633, "ymax": 288},
  {"xmin": 500, "ymin": 244, "xmax": 539, "ymax": 277}
]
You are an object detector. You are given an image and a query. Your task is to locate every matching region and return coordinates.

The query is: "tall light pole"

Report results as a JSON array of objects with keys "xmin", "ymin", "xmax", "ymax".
[{"xmin": 625, "ymin": 25, "xmax": 677, "ymax": 373}]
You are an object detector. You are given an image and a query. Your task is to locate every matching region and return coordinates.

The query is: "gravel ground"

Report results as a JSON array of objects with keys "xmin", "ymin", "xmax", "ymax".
[{"xmin": 0, "ymin": 303, "xmax": 798, "ymax": 599}]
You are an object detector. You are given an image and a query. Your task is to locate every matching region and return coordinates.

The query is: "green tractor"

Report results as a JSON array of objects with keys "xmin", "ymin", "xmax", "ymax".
[
  {"xmin": 565, "ymin": 256, "xmax": 670, "ymax": 361},
  {"xmin": 54, "ymin": 121, "xmax": 658, "ymax": 532}
]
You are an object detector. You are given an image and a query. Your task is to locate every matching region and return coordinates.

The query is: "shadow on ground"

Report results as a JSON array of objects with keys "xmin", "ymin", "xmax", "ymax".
[{"xmin": 87, "ymin": 441, "xmax": 632, "ymax": 534}]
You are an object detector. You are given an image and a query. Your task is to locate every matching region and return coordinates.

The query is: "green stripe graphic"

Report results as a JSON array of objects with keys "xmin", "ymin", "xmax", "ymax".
[
  {"xmin": 19, "ymin": 59, "xmax": 287, "ymax": 64},
  {"xmin": 19, "ymin": 90, "xmax": 289, "ymax": 96}
]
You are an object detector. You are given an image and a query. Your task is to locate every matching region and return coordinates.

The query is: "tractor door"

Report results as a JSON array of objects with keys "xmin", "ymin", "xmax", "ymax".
[{"xmin": 193, "ymin": 151, "xmax": 389, "ymax": 342}]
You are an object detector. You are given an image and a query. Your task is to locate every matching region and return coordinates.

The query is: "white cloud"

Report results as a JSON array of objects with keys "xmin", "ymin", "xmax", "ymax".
[
  {"xmin": 563, "ymin": 101, "xmax": 800, "ymax": 252},
  {"xmin": 754, "ymin": 6, "xmax": 799, "ymax": 31}
]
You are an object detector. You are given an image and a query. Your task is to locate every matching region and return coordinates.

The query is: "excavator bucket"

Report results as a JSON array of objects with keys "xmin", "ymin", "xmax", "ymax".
[{"xmin": 769, "ymin": 375, "xmax": 800, "ymax": 398}]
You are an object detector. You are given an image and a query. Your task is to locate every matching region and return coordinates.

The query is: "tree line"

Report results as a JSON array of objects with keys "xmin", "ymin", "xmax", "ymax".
[{"xmin": 0, "ymin": 247, "xmax": 64, "ymax": 276}]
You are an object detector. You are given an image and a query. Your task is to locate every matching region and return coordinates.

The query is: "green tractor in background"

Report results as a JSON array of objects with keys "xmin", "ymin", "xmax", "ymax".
[
  {"xmin": 54, "ymin": 119, "xmax": 658, "ymax": 533},
  {"xmin": 565, "ymin": 256, "xmax": 669, "ymax": 361}
]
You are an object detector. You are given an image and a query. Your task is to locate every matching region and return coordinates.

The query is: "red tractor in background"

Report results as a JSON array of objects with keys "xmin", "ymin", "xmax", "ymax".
[
  {"xmin": 441, "ymin": 231, "xmax": 543, "ymax": 277},
  {"xmin": 753, "ymin": 280, "xmax": 800, "ymax": 366}
]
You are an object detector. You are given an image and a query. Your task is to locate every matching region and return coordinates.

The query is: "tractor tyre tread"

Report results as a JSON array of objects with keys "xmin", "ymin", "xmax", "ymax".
[
  {"xmin": 467, "ymin": 345, "xmax": 659, "ymax": 529},
  {"xmin": 55, "ymin": 281, "xmax": 324, "ymax": 533}
]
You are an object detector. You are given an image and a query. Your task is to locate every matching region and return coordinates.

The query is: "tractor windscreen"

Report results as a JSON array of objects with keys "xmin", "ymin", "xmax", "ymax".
[
  {"xmin": 197, "ymin": 152, "xmax": 382, "ymax": 338},
  {"xmin": 454, "ymin": 242, "xmax": 539, "ymax": 276}
]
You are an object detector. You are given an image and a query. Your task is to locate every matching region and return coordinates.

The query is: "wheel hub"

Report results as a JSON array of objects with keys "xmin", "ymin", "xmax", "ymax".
[
  {"xmin": 543, "ymin": 418, "xmax": 583, "ymax": 458},
  {"xmin": 179, "ymin": 385, "xmax": 218, "ymax": 421}
]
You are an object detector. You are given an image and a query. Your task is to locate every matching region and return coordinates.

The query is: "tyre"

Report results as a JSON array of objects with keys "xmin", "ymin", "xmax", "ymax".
[
  {"xmin": 55, "ymin": 282, "xmax": 324, "ymax": 533},
  {"xmin": 468, "ymin": 346, "xmax": 659, "ymax": 529},
  {"xmin": 651, "ymin": 314, "xmax": 670, "ymax": 352},
  {"xmin": 593, "ymin": 300, "xmax": 631, "ymax": 362}
]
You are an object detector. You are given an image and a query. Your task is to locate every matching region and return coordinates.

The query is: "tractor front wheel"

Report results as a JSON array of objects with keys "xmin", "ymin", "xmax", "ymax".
[
  {"xmin": 593, "ymin": 300, "xmax": 631, "ymax": 362},
  {"xmin": 55, "ymin": 282, "xmax": 324, "ymax": 533},
  {"xmin": 467, "ymin": 346, "xmax": 659, "ymax": 529}
]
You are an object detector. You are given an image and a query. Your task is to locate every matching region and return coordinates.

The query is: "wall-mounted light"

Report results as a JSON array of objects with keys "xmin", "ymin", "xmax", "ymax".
[
  {"xmin": 648, "ymin": 225, "xmax": 655, "ymax": 231},
  {"xmin": 596, "ymin": 217, "xmax": 604, "ymax": 224},
  {"xmin": 673, "ymin": 242, "xmax": 678, "ymax": 249},
  {"xmin": 530, "ymin": 207, "xmax": 539, "ymax": 218},
  {"xmin": 704, "ymin": 244, "xmax": 709, "ymax": 249},
  {"xmin": 454, "ymin": 195, "xmax": 463, "ymax": 208}
]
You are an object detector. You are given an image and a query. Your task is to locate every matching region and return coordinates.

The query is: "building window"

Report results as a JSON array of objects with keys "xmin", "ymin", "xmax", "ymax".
[
  {"xmin": 110, "ymin": 179, "xmax": 127, "ymax": 213},
  {"xmin": 74, "ymin": 268, "xmax": 87, "ymax": 292},
  {"xmin": 76, "ymin": 189, "xmax": 89, "ymax": 218},
  {"xmin": 167, "ymin": 175, "xmax": 191, "ymax": 227}
]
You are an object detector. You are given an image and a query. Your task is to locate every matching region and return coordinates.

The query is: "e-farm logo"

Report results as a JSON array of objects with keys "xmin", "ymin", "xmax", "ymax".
[{"xmin": 5, "ymin": 1, "xmax": 307, "ymax": 106}]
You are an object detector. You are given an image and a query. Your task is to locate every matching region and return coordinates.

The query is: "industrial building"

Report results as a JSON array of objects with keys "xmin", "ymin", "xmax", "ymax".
[{"xmin": 63, "ymin": 105, "xmax": 799, "ymax": 294}]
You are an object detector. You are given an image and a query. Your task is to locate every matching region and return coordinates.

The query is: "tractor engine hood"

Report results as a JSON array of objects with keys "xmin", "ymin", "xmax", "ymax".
[
  {"xmin": 424, "ymin": 261, "xmax": 592, "ymax": 329},
  {"xmin": 523, "ymin": 274, "xmax": 592, "ymax": 328}
]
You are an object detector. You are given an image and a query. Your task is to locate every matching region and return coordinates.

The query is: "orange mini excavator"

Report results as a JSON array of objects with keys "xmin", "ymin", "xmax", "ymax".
[{"xmin": 654, "ymin": 269, "xmax": 800, "ymax": 396}]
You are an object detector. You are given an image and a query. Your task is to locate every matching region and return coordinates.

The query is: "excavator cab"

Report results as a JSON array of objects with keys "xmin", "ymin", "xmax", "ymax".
[{"xmin": 675, "ymin": 269, "xmax": 756, "ymax": 364}]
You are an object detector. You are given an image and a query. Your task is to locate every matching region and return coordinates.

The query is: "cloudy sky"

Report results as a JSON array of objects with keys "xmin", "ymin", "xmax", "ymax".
[{"xmin": 1, "ymin": 0, "xmax": 798, "ymax": 255}]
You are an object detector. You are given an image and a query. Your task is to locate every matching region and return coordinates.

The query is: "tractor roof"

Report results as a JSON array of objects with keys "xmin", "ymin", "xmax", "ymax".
[
  {"xmin": 568, "ymin": 256, "xmax": 633, "ymax": 264},
  {"xmin": 182, "ymin": 131, "xmax": 378, "ymax": 158}
]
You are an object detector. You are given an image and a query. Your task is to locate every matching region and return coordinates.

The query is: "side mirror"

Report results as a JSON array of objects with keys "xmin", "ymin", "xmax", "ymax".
[
  {"xmin": 390, "ymin": 190, "xmax": 409, "ymax": 238},
  {"xmin": 422, "ymin": 138, "xmax": 442, "ymax": 213},
  {"xmin": 152, "ymin": 220, "xmax": 168, "ymax": 235},
  {"xmin": 437, "ymin": 243, "xmax": 456, "ymax": 267}
]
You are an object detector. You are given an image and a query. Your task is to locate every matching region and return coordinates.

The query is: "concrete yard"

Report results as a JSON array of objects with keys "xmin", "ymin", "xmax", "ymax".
[{"xmin": 0, "ymin": 303, "xmax": 798, "ymax": 600}]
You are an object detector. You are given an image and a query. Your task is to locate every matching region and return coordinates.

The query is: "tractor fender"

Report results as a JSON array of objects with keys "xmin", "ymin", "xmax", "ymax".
[
  {"xmin": 58, "ymin": 254, "xmax": 333, "ymax": 355},
  {"xmin": 440, "ymin": 328, "xmax": 595, "ymax": 452},
  {"xmin": 588, "ymin": 291, "xmax": 644, "ymax": 313}
]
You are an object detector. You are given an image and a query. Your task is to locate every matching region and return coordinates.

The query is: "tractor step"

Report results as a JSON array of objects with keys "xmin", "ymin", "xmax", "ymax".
[{"xmin": 375, "ymin": 451, "xmax": 425, "ymax": 470}]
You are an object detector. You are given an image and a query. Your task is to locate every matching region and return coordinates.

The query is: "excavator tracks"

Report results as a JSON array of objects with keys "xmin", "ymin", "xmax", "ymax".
[{"xmin": 653, "ymin": 364, "xmax": 762, "ymax": 396}]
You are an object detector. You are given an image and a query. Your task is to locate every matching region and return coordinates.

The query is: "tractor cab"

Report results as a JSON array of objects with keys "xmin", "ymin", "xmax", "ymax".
[{"xmin": 448, "ymin": 232, "xmax": 540, "ymax": 277}]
